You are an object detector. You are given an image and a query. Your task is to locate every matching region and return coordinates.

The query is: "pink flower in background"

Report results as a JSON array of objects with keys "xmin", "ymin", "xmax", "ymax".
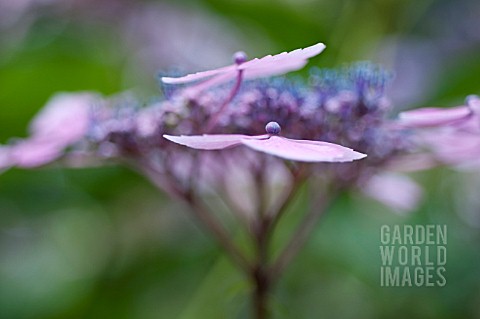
[
  {"xmin": 398, "ymin": 95, "xmax": 480, "ymax": 128},
  {"xmin": 164, "ymin": 121, "xmax": 366, "ymax": 163},
  {"xmin": 400, "ymin": 95, "xmax": 480, "ymax": 168},
  {"xmin": 1, "ymin": 92, "xmax": 95, "ymax": 169},
  {"xmin": 30, "ymin": 93, "xmax": 94, "ymax": 143},
  {"xmin": 362, "ymin": 172, "xmax": 423, "ymax": 213},
  {"xmin": 398, "ymin": 106, "xmax": 471, "ymax": 127},
  {"xmin": 161, "ymin": 43, "xmax": 326, "ymax": 92},
  {"xmin": 417, "ymin": 128, "xmax": 480, "ymax": 168}
]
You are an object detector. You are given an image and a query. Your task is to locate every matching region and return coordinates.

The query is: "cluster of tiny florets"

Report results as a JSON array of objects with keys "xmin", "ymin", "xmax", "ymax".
[
  {"xmin": 85, "ymin": 63, "xmax": 407, "ymax": 175},
  {"xmin": 185, "ymin": 63, "xmax": 405, "ymax": 163}
]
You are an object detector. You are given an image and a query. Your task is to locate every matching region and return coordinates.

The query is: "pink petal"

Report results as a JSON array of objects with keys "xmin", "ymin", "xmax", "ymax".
[
  {"xmin": 362, "ymin": 173, "xmax": 423, "ymax": 213},
  {"xmin": 160, "ymin": 43, "xmax": 325, "ymax": 88},
  {"xmin": 8, "ymin": 138, "xmax": 63, "ymax": 168},
  {"xmin": 240, "ymin": 43, "xmax": 325, "ymax": 69},
  {"xmin": 30, "ymin": 92, "xmax": 94, "ymax": 145},
  {"xmin": 241, "ymin": 136, "xmax": 366, "ymax": 162},
  {"xmin": 163, "ymin": 134, "xmax": 269, "ymax": 150},
  {"xmin": 291, "ymin": 42, "xmax": 327, "ymax": 58},
  {"xmin": 418, "ymin": 129, "xmax": 480, "ymax": 164},
  {"xmin": 242, "ymin": 59, "xmax": 308, "ymax": 80},
  {"xmin": 163, "ymin": 132, "xmax": 366, "ymax": 163},
  {"xmin": 182, "ymin": 72, "xmax": 238, "ymax": 98},
  {"xmin": 453, "ymin": 115, "xmax": 480, "ymax": 134},
  {"xmin": 241, "ymin": 43, "xmax": 325, "ymax": 79},
  {"xmin": 0, "ymin": 147, "xmax": 12, "ymax": 170},
  {"xmin": 161, "ymin": 65, "xmax": 235, "ymax": 84},
  {"xmin": 385, "ymin": 153, "xmax": 437, "ymax": 172},
  {"xmin": 398, "ymin": 106, "xmax": 471, "ymax": 127},
  {"xmin": 0, "ymin": 92, "xmax": 96, "ymax": 169}
]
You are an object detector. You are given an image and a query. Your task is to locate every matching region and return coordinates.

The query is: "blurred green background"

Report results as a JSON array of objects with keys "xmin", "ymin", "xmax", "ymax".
[{"xmin": 1, "ymin": 0, "xmax": 480, "ymax": 318}]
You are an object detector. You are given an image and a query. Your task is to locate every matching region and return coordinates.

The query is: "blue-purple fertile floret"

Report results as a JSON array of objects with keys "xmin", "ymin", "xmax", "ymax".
[
  {"xmin": 190, "ymin": 63, "xmax": 406, "ymax": 163},
  {"xmin": 91, "ymin": 63, "xmax": 407, "ymax": 168}
]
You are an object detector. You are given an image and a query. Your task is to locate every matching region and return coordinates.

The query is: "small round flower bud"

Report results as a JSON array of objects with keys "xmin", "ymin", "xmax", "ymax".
[
  {"xmin": 265, "ymin": 121, "xmax": 281, "ymax": 135},
  {"xmin": 233, "ymin": 51, "xmax": 247, "ymax": 65}
]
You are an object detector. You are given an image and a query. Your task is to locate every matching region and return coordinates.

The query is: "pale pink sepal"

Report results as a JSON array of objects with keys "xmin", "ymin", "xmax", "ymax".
[
  {"xmin": 163, "ymin": 134, "xmax": 366, "ymax": 163},
  {"xmin": 418, "ymin": 129, "xmax": 480, "ymax": 165},
  {"xmin": 163, "ymin": 134, "xmax": 269, "ymax": 150},
  {"xmin": 241, "ymin": 136, "xmax": 366, "ymax": 162},
  {"xmin": 7, "ymin": 139, "xmax": 61, "ymax": 168},
  {"xmin": 161, "ymin": 66, "xmax": 235, "ymax": 85},
  {"xmin": 30, "ymin": 93, "xmax": 93, "ymax": 144},
  {"xmin": 398, "ymin": 106, "xmax": 471, "ymax": 128},
  {"xmin": 161, "ymin": 43, "xmax": 326, "ymax": 87},
  {"xmin": 1, "ymin": 92, "xmax": 95, "ymax": 169},
  {"xmin": 239, "ymin": 43, "xmax": 326, "ymax": 80}
]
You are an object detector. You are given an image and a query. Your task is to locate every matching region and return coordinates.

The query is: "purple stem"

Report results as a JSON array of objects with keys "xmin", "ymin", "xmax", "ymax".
[
  {"xmin": 205, "ymin": 70, "xmax": 244, "ymax": 133},
  {"xmin": 270, "ymin": 184, "xmax": 333, "ymax": 279},
  {"xmin": 136, "ymin": 160, "xmax": 252, "ymax": 273},
  {"xmin": 252, "ymin": 163, "xmax": 271, "ymax": 319}
]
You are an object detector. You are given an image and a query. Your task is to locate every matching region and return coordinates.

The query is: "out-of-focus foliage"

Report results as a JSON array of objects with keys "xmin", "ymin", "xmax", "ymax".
[{"xmin": 0, "ymin": 0, "xmax": 479, "ymax": 318}]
